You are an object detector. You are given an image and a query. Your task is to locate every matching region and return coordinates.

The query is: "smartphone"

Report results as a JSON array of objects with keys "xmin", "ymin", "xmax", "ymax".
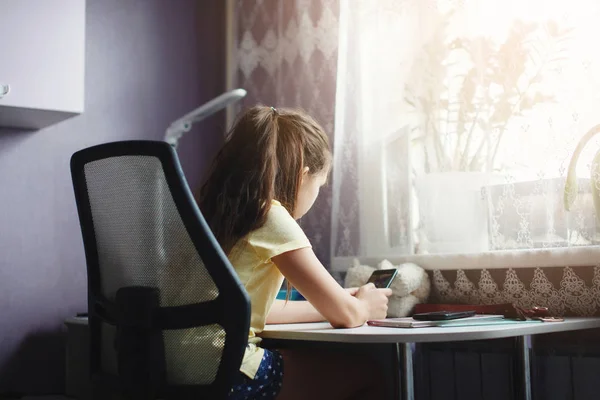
[
  {"xmin": 366, "ymin": 269, "xmax": 398, "ymax": 289},
  {"xmin": 412, "ymin": 310, "xmax": 476, "ymax": 321}
]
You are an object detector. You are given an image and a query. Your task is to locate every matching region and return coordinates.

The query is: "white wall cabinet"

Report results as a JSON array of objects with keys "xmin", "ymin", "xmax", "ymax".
[{"xmin": 0, "ymin": 0, "xmax": 85, "ymax": 129}]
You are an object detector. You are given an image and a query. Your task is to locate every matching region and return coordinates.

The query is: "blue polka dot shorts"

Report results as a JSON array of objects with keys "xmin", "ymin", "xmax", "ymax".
[{"xmin": 229, "ymin": 349, "xmax": 284, "ymax": 399}]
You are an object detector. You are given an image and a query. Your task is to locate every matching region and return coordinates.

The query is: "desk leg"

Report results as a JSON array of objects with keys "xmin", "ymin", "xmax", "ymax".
[
  {"xmin": 515, "ymin": 335, "xmax": 532, "ymax": 400},
  {"xmin": 395, "ymin": 343, "xmax": 414, "ymax": 400}
]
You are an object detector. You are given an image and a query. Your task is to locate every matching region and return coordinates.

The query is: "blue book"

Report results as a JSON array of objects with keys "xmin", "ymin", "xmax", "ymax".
[{"xmin": 276, "ymin": 288, "xmax": 305, "ymax": 301}]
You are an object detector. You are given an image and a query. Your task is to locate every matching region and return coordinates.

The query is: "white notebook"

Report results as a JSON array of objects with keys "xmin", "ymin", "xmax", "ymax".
[{"xmin": 367, "ymin": 314, "xmax": 506, "ymax": 328}]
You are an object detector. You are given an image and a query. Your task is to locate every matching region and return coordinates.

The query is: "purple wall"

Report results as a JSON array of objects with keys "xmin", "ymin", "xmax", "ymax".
[{"xmin": 0, "ymin": 0, "xmax": 225, "ymax": 394}]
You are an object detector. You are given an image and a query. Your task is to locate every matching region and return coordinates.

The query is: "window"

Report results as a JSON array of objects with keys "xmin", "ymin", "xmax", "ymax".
[{"xmin": 331, "ymin": 0, "xmax": 600, "ymax": 270}]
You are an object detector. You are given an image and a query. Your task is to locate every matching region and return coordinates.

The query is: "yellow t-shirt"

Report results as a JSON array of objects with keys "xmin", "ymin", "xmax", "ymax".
[{"xmin": 228, "ymin": 200, "xmax": 311, "ymax": 379}]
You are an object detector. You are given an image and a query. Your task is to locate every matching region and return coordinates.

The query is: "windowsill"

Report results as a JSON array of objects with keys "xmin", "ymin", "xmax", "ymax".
[{"xmin": 331, "ymin": 245, "xmax": 600, "ymax": 271}]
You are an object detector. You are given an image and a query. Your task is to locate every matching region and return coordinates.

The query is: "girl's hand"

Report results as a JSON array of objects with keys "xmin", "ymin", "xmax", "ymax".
[
  {"xmin": 355, "ymin": 283, "xmax": 392, "ymax": 320},
  {"xmin": 345, "ymin": 287, "xmax": 359, "ymax": 296}
]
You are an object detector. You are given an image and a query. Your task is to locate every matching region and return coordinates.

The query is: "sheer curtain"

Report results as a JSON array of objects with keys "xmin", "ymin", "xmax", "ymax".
[{"xmin": 331, "ymin": 0, "xmax": 600, "ymax": 268}]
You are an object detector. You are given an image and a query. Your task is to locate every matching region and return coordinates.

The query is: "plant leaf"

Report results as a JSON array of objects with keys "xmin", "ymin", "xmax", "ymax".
[
  {"xmin": 565, "ymin": 125, "xmax": 600, "ymax": 210},
  {"xmin": 564, "ymin": 167, "xmax": 579, "ymax": 212},
  {"xmin": 592, "ymin": 150, "xmax": 600, "ymax": 224}
]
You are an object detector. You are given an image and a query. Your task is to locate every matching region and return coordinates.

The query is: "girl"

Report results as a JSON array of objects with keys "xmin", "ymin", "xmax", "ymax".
[{"xmin": 198, "ymin": 105, "xmax": 391, "ymax": 399}]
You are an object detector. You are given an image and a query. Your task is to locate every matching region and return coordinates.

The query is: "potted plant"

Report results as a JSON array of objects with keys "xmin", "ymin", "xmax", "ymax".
[{"xmin": 403, "ymin": 10, "xmax": 572, "ymax": 253}]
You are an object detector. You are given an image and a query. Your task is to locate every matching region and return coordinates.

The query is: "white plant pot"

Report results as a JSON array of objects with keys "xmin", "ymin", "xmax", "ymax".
[{"xmin": 415, "ymin": 172, "xmax": 497, "ymax": 254}]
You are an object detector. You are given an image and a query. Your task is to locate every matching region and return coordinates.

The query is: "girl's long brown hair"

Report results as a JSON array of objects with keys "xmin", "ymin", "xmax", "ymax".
[{"xmin": 197, "ymin": 105, "xmax": 330, "ymax": 255}]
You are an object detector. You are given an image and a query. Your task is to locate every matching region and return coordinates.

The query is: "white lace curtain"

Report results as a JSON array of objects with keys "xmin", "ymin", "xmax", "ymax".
[{"xmin": 331, "ymin": 0, "xmax": 600, "ymax": 264}]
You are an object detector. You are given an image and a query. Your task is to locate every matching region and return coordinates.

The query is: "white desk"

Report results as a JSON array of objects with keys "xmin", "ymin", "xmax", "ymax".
[{"xmin": 262, "ymin": 318, "xmax": 600, "ymax": 400}]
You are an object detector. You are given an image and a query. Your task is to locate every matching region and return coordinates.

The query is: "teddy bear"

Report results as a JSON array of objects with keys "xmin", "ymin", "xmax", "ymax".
[{"xmin": 344, "ymin": 259, "xmax": 430, "ymax": 317}]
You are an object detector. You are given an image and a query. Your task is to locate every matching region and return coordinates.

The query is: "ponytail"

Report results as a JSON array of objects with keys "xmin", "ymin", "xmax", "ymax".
[{"xmin": 198, "ymin": 105, "xmax": 328, "ymax": 254}]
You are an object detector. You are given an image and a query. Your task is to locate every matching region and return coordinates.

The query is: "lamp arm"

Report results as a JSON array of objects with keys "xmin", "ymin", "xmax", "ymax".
[{"xmin": 165, "ymin": 88, "xmax": 246, "ymax": 147}]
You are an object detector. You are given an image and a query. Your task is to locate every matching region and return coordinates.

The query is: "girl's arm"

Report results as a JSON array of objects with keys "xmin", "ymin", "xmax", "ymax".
[
  {"xmin": 272, "ymin": 248, "xmax": 391, "ymax": 328},
  {"xmin": 266, "ymin": 299, "xmax": 325, "ymax": 324},
  {"xmin": 266, "ymin": 288, "xmax": 359, "ymax": 324}
]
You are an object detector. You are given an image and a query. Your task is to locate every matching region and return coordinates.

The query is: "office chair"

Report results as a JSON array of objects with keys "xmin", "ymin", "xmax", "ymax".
[{"xmin": 70, "ymin": 140, "xmax": 250, "ymax": 399}]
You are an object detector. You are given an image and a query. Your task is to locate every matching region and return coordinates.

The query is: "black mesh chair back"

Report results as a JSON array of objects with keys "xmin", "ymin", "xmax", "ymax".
[{"xmin": 70, "ymin": 140, "xmax": 250, "ymax": 399}]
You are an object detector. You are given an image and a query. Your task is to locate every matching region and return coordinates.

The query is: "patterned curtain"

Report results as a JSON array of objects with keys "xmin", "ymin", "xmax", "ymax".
[{"xmin": 234, "ymin": 0, "xmax": 339, "ymax": 267}]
